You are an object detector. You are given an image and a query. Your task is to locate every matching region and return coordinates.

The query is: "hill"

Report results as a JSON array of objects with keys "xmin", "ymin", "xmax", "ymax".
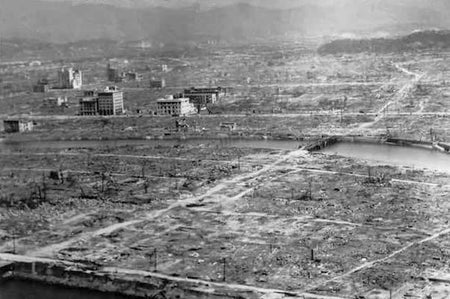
[
  {"xmin": 318, "ymin": 30, "xmax": 450, "ymax": 55},
  {"xmin": 2, "ymin": 0, "xmax": 450, "ymax": 43}
]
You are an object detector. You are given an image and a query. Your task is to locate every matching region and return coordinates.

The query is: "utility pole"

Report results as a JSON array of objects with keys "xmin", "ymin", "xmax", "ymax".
[
  {"xmin": 154, "ymin": 248, "xmax": 157, "ymax": 272},
  {"xmin": 12, "ymin": 230, "xmax": 16, "ymax": 254},
  {"xmin": 222, "ymin": 257, "xmax": 226, "ymax": 282}
]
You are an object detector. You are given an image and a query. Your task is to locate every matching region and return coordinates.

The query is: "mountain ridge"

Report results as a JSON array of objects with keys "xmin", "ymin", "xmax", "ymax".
[{"xmin": 2, "ymin": 0, "xmax": 450, "ymax": 43}]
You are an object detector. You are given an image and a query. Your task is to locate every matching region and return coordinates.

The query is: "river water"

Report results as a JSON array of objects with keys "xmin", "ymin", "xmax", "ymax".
[
  {"xmin": 0, "ymin": 279, "xmax": 138, "ymax": 299},
  {"xmin": 1, "ymin": 138, "xmax": 450, "ymax": 172},
  {"xmin": 321, "ymin": 142, "xmax": 450, "ymax": 172}
]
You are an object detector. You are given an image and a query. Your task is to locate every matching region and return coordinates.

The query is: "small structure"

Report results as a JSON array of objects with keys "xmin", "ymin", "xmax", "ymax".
[
  {"xmin": 58, "ymin": 68, "xmax": 82, "ymax": 89},
  {"xmin": 43, "ymin": 96, "xmax": 68, "ymax": 108},
  {"xmin": 161, "ymin": 64, "xmax": 168, "ymax": 72},
  {"xmin": 123, "ymin": 71, "xmax": 143, "ymax": 82},
  {"xmin": 157, "ymin": 96, "xmax": 196, "ymax": 116},
  {"xmin": 33, "ymin": 79, "xmax": 51, "ymax": 93},
  {"xmin": 175, "ymin": 118, "xmax": 190, "ymax": 132},
  {"xmin": 29, "ymin": 60, "xmax": 42, "ymax": 67},
  {"xmin": 3, "ymin": 120, "xmax": 34, "ymax": 133},
  {"xmin": 220, "ymin": 122, "xmax": 237, "ymax": 131},
  {"xmin": 150, "ymin": 78, "xmax": 166, "ymax": 89}
]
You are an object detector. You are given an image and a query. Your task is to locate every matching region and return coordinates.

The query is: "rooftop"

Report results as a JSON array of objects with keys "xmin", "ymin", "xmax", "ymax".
[{"xmin": 157, "ymin": 97, "xmax": 190, "ymax": 103}]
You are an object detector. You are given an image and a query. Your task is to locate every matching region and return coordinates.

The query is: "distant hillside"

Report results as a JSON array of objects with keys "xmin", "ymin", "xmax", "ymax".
[
  {"xmin": 318, "ymin": 30, "xmax": 450, "ymax": 55},
  {"xmin": 2, "ymin": 0, "xmax": 450, "ymax": 43}
]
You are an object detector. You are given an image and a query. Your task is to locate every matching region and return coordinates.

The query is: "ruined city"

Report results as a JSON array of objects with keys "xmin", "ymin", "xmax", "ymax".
[{"xmin": 1, "ymin": 0, "xmax": 450, "ymax": 299}]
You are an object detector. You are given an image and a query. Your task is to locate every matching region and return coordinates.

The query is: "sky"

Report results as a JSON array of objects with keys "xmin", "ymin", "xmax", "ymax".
[
  {"xmin": 40, "ymin": 0, "xmax": 383, "ymax": 9},
  {"xmin": 42, "ymin": 0, "xmax": 436, "ymax": 8}
]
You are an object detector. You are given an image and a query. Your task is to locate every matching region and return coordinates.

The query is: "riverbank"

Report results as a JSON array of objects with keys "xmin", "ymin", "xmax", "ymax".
[{"xmin": 0, "ymin": 259, "xmax": 293, "ymax": 299}]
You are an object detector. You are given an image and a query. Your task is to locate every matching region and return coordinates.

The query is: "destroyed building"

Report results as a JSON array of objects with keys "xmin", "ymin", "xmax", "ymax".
[
  {"xmin": 43, "ymin": 97, "xmax": 68, "ymax": 109},
  {"xmin": 58, "ymin": 68, "xmax": 82, "ymax": 89},
  {"xmin": 220, "ymin": 122, "xmax": 238, "ymax": 131},
  {"xmin": 150, "ymin": 78, "xmax": 166, "ymax": 89},
  {"xmin": 107, "ymin": 63, "xmax": 143, "ymax": 82},
  {"xmin": 33, "ymin": 79, "xmax": 51, "ymax": 93},
  {"xmin": 183, "ymin": 87, "xmax": 224, "ymax": 111},
  {"xmin": 3, "ymin": 119, "xmax": 34, "ymax": 133},
  {"xmin": 107, "ymin": 63, "xmax": 122, "ymax": 83},
  {"xmin": 157, "ymin": 95, "xmax": 196, "ymax": 116},
  {"xmin": 79, "ymin": 90, "xmax": 99, "ymax": 116},
  {"xmin": 123, "ymin": 71, "xmax": 143, "ymax": 82}
]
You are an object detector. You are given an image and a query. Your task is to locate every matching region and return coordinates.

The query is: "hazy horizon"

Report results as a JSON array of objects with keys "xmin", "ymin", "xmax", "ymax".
[{"xmin": 2, "ymin": 0, "xmax": 450, "ymax": 43}]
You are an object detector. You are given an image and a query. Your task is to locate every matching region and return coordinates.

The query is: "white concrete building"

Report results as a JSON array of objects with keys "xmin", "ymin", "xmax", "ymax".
[
  {"xmin": 157, "ymin": 96, "xmax": 196, "ymax": 116},
  {"xmin": 97, "ymin": 86, "xmax": 124, "ymax": 116}
]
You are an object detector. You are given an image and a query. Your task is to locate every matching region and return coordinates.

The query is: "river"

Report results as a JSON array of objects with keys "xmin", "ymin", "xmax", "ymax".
[
  {"xmin": 1, "ymin": 137, "xmax": 450, "ymax": 172},
  {"xmin": 0, "ymin": 279, "xmax": 138, "ymax": 299},
  {"xmin": 321, "ymin": 142, "xmax": 450, "ymax": 172}
]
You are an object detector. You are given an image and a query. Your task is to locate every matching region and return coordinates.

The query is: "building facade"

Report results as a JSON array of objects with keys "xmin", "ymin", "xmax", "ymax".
[
  {"xmin": 107, "ymin": 64, "xmax": 122, "ymax": 83},
  {"xmin": 183, "ymin": 87, "xmax": 224, "ymax": 111},
  {"xmin": 79, "ymin": 87, "xmax": 124, "ymax": 116},
  {"xmin": 150, "ymin": 78, "xmax": 166, "ymax": 89},
  {"xmin": 157, "ymin": 96, "xmax": 196, "ymax": 116},
  {"xmin": 33, "ymin": 79, "xmax": 51, "ymax": 93},
  {"xmin": 79, "ymin": 91, "xmax": 99, "ymax": 116},
  {"xmin": 98, "ymin": 86, "xmax": 124, "ymax": 116},
  {"xmin": 3, "ymin": 120, "xmax": 34, "ymax": 133},
  {"xmin": 58, "ymin": 68, "xmax": 82, "ymax": 89}
]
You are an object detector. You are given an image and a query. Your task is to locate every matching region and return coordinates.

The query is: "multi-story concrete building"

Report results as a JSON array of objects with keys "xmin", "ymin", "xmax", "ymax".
[
  {"xmin": 58, "ymin": 68, "xmax": 82, "ymax": 89},
  {"xmin": 157, "ymin": 96, "xmax": 196, "ymax": 116},
  {"xmin": 98, "ymin": 86, "xmax": 124, "ymax": 116},
  {"xmin": 79, "ymin": 88, "xmax": 124, "ymax": 116},
  {"xmin": 3, "ymin": 120, "xmax": 34, "ymax": 133},
  {"xmin": 107, "ymin": 63, "xmax": 122, "ymax": 83},
  {"xmin": 183, "ymin": 87, "xmax": 224, "ymax": 111},
  {"xmin": 79, "ymin": 90, "xmax": 99, "ymax": 116}
]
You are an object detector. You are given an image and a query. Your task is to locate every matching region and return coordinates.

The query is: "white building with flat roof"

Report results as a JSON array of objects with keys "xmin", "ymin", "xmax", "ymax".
[{"xmin": 157, "ymin": 96, "xmax": 196, "ymax": 116}]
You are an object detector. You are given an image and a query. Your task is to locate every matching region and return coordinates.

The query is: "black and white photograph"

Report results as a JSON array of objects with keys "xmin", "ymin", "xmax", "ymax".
[{"xmin": 1, "ymin": 0, "xmax": 450, "ymax": 298}]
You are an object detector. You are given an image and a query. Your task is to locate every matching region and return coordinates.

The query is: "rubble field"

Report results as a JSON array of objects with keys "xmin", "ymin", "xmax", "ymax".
[{"xmin": 1, "ymin": 142, "xmax": 449, "ymax": 298}]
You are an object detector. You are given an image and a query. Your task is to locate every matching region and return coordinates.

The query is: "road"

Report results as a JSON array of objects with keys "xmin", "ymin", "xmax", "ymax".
[
  {"xmin": 308, "ymin": 226, "xmax": 450, "ymax": 292},
  {"xmin": 25, "ymin": 149, "xmax": 308, "ymax": 257},
  {"xmin": 357, "ymin": 63, "xmax": 425, "ymax": 130}
]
